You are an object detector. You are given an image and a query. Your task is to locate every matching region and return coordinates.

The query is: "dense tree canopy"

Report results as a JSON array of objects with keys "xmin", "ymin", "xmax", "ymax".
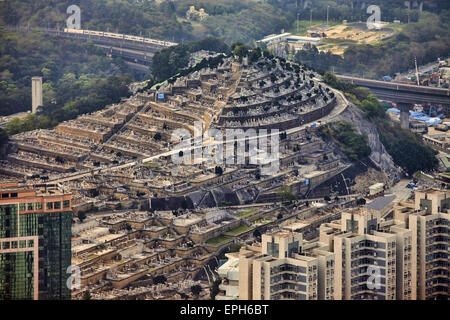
[
  {"xmin": 377, "ymin": 120, "xmax": 439, "ymax": 175},
  {"xmin": 0, "ymin": 0, "xmax": 190, "ymax": 41},
  {"xmin": 151, "ymin": 37, "xmax": 230, "ymax": 83},
  {"xmin": 0, "ymin": 30, "xmax": 131, "ymax": 117}
]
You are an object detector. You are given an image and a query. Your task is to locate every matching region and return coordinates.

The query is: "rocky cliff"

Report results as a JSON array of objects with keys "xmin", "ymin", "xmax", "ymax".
[{"xmin": 333, "ymin": 103, "xmax": 401, "ymax": 176}]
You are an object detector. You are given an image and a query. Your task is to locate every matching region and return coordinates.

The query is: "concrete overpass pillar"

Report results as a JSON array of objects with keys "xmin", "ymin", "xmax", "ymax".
[{"xmin": 397, "ymin": 103, "xmax": 412, "ymax": 130}]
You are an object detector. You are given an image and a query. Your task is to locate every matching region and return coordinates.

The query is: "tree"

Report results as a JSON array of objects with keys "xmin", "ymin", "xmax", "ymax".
[
  {"xmin": 387, "ymin": 139, "xmax": 438, "ymax": 175},
  {"xmin": 179, "ymin": 292, "xmax": 189, "ymax": 299},
  {"xmin": 359, "ymin": 95, "xmax": 386, "ymax": 119},
  {"xmin": 357, "ymin": 198, "xmax": 366, "ymax": 206},
  {"xmin": 231, "ymin": 42, "xmax": 249, "ymax": 60},
  {"xmin": 153, "ymin": 132, "xmax": 162, "ymax": 141},
  {"xmin": 215, "ymin": 166, "xmax": 223, "ymax": 175},
  {"xmin": 249, "ymin": 47, "xmax": 262, "ymax": 63},
  {"xmin": 228, "ymin": 243, "xmax": 242, "ymax": 253},
  {"xmin": 82, "ymin": 290, "xmax": 91, "ymax": 300},
  {"xmin": 55, "ymin": 156, "xmax": 64, "ymax": 163},
  {"xmin": 323, "ymin": 72, "xmax": 339, "ymax": 88},
  {"xmin": 319, "ymin": 121, "xmax": 371, "ymax": 162},
  {"xmin": 191, "ymin": 284, "xmax": 203, "ymax": 297},
  {"xmin": 270, "ymin": 73, "xmax": 277, "ymax": 83}
]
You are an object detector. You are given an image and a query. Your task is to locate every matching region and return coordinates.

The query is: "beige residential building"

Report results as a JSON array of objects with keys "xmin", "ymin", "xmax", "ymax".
[
  {"xmin": 238, "ymin": 232, "xmax": 324, "ymax": 300},
  {"xmin": 218, "ymin": 189, "xmax": 448, "ymax": 300},
  {"xmin": 301, "ymin": 241, "xmax": 335, "ymax": 300},
  {"xmin": 414, "ymin": 189, "xmax": 450, "ymax": 214},
  {"xmin": 320, "ymin": 208, "xmax": 413, "ymax": 300},
  {"xmin": 395, "ymin": 188, "xmax": 450, "ymax": 300}
]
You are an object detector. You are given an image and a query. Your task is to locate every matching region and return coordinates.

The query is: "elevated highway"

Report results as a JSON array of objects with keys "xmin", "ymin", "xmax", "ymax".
[
  {"xmin": 337, "ymin": 75, "xmax": 450, "ymax": 106},
  {"xmin": 337, "ymin": 75, "xmax": 450, "ymax": 129}
]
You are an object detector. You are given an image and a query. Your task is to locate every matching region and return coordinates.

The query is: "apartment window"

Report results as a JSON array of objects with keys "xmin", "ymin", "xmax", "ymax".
[
  {"xmin": 19, "ymin": 203, "xmax": 26, "ymax": 211},
  {"xmin": 54, "ymin": 201, "xmax": 61, "ymax": 209},
  {"xmin": 46, "ymin": 202, "xmax": 53, "ymax": 210},
  {"xmin": 63, "ymin": 200, "xmax": 70, "ymax": 208},
  {"xmin": 287, "ymin": 241, "xmax": 299, "ymax": 257},
  {"xmin": 27, "ymin": 203, "xmax": 33, "ymax": 211},
  {"xmin": 267, "ymin": 242, "xmax": 279, "ymax": 258},
  {"xmin": 2, "ymin": 193, "xmax": 9, "ymax": 198},
  {"xmin": 35, "ymin": 202, "xmax": 42, "ymax": 210}
]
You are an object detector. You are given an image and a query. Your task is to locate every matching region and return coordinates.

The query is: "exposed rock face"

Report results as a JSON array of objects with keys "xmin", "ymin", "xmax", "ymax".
[
  {"xmin": 235, "ymin": 186, "xmax": 259, "ymax": 204},
  {"xmin": 150, "ymin": 196, "xmax": 193, "ymax": 210},
  {"xmin": 192, "ymin": 185, "xmax": 259, "ymax": 208},
  {"xmin": 188, "ymin": 190, "xmax": 206, "ymax": 207},
  {"xmin": 334, "ymin": 103, "xmax": 400, "ymax": 176}
]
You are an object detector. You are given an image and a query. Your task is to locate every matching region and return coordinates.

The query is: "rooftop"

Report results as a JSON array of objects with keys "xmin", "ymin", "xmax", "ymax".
[
  {"xmin": 365, "ymin": 195, "xmax": 396, "ymax": 211},
  {"xmin": 268, "ymin": 230, "xmax": 298, "ymax": 238}
]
